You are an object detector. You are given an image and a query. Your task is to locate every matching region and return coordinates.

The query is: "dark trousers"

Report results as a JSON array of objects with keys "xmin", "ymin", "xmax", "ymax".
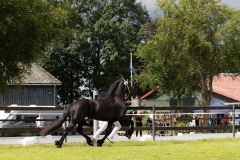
[{"xmin": 136, "ymin": 121, "xmax": 143, "ymax": 137}]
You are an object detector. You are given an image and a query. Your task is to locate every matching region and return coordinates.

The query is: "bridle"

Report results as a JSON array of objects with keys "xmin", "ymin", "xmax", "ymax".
[{"xmin": 122, "ymin": 78, "xmax": 131, "ymax": 99}]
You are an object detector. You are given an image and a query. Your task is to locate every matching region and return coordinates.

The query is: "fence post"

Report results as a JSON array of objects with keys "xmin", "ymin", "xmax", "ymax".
[
  {"xmin": 64, "ymin": 105, "xmax": 67, "ymax": 143},
  {"xmin": 232, "ymin": 104, "xmax": 236, "ymax": 138},
  {"xmin": 152, "ymin": 105, "xmax": 156, "ymax": 141}
]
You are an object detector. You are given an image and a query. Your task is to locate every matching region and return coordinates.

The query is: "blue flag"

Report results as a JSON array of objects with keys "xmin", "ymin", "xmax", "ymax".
[{"xmin": 130, "ymin": 65, "xmax": 136, "ymax": 74}]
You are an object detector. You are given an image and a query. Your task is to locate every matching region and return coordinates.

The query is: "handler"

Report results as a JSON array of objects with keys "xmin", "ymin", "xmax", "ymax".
[
  {"xmin": 93, "ymin": 96, "xmax": 131, "ymax": 143},
  {"xmin": 93, "ymin": 121, "xmax": 122, "ymax": 142}
]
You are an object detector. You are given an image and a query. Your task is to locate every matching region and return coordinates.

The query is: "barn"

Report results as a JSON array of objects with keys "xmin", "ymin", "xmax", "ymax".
[{"xmin": 0, "ymin": 64, "xmax": 62, "ymax": 106}]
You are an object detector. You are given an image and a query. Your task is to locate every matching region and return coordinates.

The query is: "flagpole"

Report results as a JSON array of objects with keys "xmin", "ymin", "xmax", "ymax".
[
  {"xmin": 130, "ymin": 52, "xmax": 134, "ymax": 102},
  {"xmin": 130, "ymin": 52, "xmax": 133, "ymax": 87}
]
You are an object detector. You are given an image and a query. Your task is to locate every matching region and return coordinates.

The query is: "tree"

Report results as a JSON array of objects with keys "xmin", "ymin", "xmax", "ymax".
[
  {"xmin": 135, "ymin": 0, "xmax": 240, "ymax": 106},
  {"xmin": 216, "ymin": 11, "xmax": 240, "ymax": 72},
  {"xmin": 44, "ymin": 0, "xmax": 151, "ymax": 103},
  {"xmin": 0, "ymin": 0, "xmax": 68, "ymax": 91}
]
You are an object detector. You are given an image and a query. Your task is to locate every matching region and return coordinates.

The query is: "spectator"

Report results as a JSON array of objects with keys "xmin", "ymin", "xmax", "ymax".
[
  {"xmin": 220, "ymin": 114, "xmax": 229, "ymax": 126},
  {"xmin": 146, "ymin": 114, "xmax": 153, "ymax": 134},
  {"xmin": 199, "ymin": 114, "xmax": 204, "ymax": 126},
  {"xmin": 135, "ymin": 111, "xmax": 144, "ymax": 137},
  {"xmin": 164, "ymin": 115, "xmax": 171, "ymax": 126},
  {"xmin": 93, "ymin": 121, "xmax": 121, "ymax": 143}
]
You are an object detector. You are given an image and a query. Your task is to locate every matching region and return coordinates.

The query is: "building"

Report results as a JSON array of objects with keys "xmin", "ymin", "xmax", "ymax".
[
  {"xmin": 0, "ymin": 64, "xmax": 62, "ymax": 106},
  {"xmin": 141, "ymin": 74, "xmax": 240, "ymax": 107},
  {"xmin": 212, "ymin": 74, "xmax": 240, "ymax": 103}
]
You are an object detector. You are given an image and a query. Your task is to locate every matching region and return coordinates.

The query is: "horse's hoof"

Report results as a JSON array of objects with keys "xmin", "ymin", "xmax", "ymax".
[
  {"xmin": 97, "ymin": 140, "xmax": 103, "ymax": 147},
  {"xmin": 55, "ymin": 140, "xmax": 60, "ymax": 145},
  {"xmin": 56, "ymin": 145, "xmax": 62, "ymax": 148},
  {"xmin": 55, "ymin": 140, "xmax": 62, "ymax": 148},
  {"xmin": 87, "ymin": 139, "xmax": 94, "ymax": 146},
  {"xmin": 97, "ymin": 144, "xmax": 102, "ymax": 147}
]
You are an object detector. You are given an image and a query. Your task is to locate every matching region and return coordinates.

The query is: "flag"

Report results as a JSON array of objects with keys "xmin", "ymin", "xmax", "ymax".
[{"xmin": 130, "ymin": 65, "xmax": 136, "ymax": 74}]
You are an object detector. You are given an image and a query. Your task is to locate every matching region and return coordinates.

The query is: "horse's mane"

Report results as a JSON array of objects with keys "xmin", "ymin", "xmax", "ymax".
[{"xmin": 98, "ymin": 76, "xmax": 123, "ymax": 99}]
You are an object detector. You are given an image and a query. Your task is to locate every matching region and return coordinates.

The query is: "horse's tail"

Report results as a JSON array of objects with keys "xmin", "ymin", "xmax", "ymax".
[{"xmin": 40, "ymin": 106, "xmax": 70, "ymax": 136}]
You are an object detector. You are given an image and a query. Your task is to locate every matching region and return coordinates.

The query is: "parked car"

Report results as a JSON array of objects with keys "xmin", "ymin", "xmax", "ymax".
[{"xmin": 0, "ymin": 110, "xmax": 64, "ymax": 128}]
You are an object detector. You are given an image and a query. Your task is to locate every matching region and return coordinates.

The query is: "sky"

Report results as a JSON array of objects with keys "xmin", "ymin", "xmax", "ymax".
[{"xmin": 137, "ymin": 0, "xmax": 240, "ymax": 19}]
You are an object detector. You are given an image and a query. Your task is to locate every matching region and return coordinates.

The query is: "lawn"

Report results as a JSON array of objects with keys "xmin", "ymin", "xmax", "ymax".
[{"xmin": 0, "ymin": 138, "xmax": 240, "ymax": 160}]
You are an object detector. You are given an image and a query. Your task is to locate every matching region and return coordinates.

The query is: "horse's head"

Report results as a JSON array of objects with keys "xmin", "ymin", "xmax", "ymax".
[
  {"xmin": 115, "ymin": 75, "xmax": 131, "ymax": 100},
  {"xmin": 104, "ymin": 76, "xmax": 131, "ymax": 100}
]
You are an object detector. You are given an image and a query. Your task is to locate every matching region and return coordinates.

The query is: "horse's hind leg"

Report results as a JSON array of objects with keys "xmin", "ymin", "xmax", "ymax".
[
  {"xmin": 76, "ymin": 122, "xmax": 93, "ymax": 146},
  {"xmin": 126, "ymin": 120, "xmax": 134, "ymax": 139},
  {"xmin": 55, "ymin": 122, "xmax": 76, "ymax": 148},
  {"xmin": 97, "ymin": 122, "xmax": 113, "ymax": 147}
]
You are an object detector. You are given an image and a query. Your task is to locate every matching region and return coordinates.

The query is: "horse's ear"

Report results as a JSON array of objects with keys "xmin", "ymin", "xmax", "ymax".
[{"xmin": 122, "ymin": 74, "xmax": 129, "ymax": 80}]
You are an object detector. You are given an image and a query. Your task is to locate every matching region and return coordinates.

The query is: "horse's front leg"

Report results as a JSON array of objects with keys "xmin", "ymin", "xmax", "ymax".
[
  {"xmin": 97, "ymin": 122, "xmax": 113, "ymax": 147},
  {"xmin": 55, "ymin": 122, "xmax": 76, "ymax": 148},
  {"xmin": 76, "ymin": 123, "xmax": 93, "ymax": 146}
]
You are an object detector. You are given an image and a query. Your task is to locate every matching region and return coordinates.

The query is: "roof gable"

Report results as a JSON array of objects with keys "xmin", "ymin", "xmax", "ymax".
[
  {"xmin": 11, "ymin": 64, "xmax": 62, "ymax": 85},
  {"xmin": 212, "ymin": 75, "xmax": 240, "ymax": 101}
]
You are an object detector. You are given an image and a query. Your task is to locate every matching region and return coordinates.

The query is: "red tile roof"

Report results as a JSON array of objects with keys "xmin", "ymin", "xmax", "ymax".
[{"xmin": 212, "ymin": 75, "xmax": 240, "ymax": 101}]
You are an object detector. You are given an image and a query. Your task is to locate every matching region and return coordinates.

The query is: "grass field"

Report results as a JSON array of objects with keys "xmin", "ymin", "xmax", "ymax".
[{"xmin": 0, "ymin": 138, "xmax": 240, "ymax": 160}]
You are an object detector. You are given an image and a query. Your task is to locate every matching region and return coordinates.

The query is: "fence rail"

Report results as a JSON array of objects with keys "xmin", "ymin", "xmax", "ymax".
[
  {"xmin": 127, "ymin": 106, "xmax": 240, "ymax": 110},
  {"xmin": 0, "ymin": 106, "xmax": 63, "ymax": 111},
  {"xmin": 0, "ymin": 104, "xmax": 240, "ymax": 139},
  {"xmin": 0, "ymin": 126, "xmax": 238, "ymax": 132},
  {"xmin": 0, "ymin": 105, "xmax": 240, "ymax": 111}
]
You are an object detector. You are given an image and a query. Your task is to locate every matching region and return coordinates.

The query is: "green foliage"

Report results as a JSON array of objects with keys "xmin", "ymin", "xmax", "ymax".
[
  {"xmin": 44, "ymin": 0, "xmax": 151, "ymax": 103},
  {"xmin": 0, "ymin": 0, "xmax": 68, "ymax": 91},
  {"xmin": 176, "ymin": 120, "xmax": 188, "ymax": 127},
  {"xmin": 216, "ymin": 11, "xmax": 240, "ymax": 72},
  {"xmin": 136, "ymin": 0, "xmax": 240, "ymax": 106}
]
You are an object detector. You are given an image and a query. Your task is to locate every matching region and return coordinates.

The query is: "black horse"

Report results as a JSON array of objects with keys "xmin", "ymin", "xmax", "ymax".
[
  {"xmin": 41, "ymin": 76, "xmax": 130, "ymax": 147},
  {"xmin": 118, "ymin": 110, "xmax": 134, "ymax": 139}
]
